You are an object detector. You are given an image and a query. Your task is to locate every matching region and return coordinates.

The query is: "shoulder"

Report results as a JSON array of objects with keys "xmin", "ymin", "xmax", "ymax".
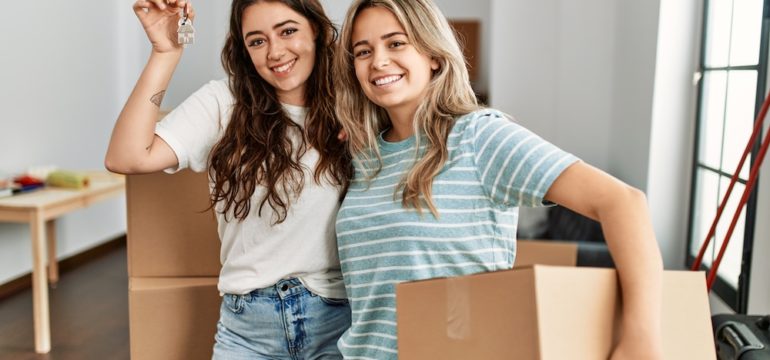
[
  {"xmin": 452, "ymin": 108, "xmax": 520, "ymax": 140},
  {"xmin": 199, "ymin": 78, "xmax": 234, "ymax": 106},
  {"xmin": 190, "ymin": 78, "xmax": 235, "ymax": 128},
  {"xmin": 180, "ymin": 78, "xmax": 234, "ymax": 111},
  {"xmin": 160, "ymin": 79, "xmax": 235, "ymax": 133}
]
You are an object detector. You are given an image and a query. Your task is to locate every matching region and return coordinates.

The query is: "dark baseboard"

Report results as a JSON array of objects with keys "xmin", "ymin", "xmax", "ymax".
[{"xmin": 0, "ymin": 235, "xmax": 126, "ymax": 301}]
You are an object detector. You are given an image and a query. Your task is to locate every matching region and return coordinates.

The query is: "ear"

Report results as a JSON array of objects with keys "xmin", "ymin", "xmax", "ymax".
[{"xmin": 430, "ymin": 58, "xmax": 440, "ymax": 71}]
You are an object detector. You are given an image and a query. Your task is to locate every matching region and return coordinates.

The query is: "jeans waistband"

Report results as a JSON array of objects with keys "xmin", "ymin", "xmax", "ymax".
[{"xmin": 229, "ymin": 278, "xmax": 306, "ymax": 301}]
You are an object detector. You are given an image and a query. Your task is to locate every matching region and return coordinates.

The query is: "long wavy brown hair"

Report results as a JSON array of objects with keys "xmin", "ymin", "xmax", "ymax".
[{"xmin": 210, "ymin": 0, "xmax": 351, "ymax": 223}]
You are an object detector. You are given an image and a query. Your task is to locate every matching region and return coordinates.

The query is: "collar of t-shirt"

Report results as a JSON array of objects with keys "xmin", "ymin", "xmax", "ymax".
[{"xmin": 282, "ymin": 103, "xmax": 307, "ymax": 127}]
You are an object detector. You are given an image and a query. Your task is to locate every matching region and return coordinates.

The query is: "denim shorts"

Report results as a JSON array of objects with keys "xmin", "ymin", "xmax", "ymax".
[{"xmin": 212, "ymin": 278, "xmax": 351, "ymax": 360}]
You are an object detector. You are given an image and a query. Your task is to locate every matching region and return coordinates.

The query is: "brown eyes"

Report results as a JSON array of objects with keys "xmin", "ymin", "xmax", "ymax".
[
  {"xmin": 246, "ymin": 28, "xmax": 298, "ymax": 48},
  {"xmin": 353, "ymin": 40, "xmax": 407, "ymax": 58}
]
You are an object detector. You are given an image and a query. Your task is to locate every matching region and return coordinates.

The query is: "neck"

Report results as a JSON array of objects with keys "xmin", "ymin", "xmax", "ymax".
[
  {"xmin": 384, "ymin": 106, "xmax": 416, "ymax": 142},
  {"xmin": 278, "ymin": 89, "xmax": 306, "ymax": 107}
]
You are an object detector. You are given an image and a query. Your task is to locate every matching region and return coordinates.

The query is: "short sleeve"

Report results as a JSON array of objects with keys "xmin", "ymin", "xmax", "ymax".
[
  {"xmin": 470, "ymin": 110, "xmax": 579, "ymax": 207},
  {"xmin": 154, "ymin": 79, "xmax": 233, "ymax": 173}
]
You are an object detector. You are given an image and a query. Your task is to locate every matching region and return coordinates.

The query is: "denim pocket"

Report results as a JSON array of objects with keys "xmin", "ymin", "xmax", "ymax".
[
  {"xmin": 223, "ymin": 294, "xmax": 244, "ymax": 314},
  {"xmin": 318, "ymin": 296, "xmax": 349, "ymax": 306}
]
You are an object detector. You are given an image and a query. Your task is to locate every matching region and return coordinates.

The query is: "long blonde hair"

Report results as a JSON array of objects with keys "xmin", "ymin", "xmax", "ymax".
[{"xmin": 335, "ymin": 0, "xmax": 480, "ymax": 217}]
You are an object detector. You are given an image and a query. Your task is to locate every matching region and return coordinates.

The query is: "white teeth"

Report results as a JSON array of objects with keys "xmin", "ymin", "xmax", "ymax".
[
  {"xmin": 273, "ymin": 60, "xmax": 295, "ymax": 73},
  {"xmin": 374, "ymin": 75, "xmax": 402, "ymax": 86}
]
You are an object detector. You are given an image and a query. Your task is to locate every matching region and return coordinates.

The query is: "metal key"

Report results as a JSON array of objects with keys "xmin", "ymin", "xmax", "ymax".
[{"xmin": 177, "ymin": 13, "xmax": 195, "ymax": 47}]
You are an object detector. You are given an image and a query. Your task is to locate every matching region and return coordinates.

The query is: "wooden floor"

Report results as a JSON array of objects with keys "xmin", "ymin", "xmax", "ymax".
[{"xmin": 0, "ymin": 246, "xmax": 129, "ymax": 360}]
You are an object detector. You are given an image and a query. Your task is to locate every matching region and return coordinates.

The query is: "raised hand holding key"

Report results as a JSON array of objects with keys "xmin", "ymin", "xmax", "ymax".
[{"xmin": 132, "ymin": 0, "xmax": 195, "ymax": 53}]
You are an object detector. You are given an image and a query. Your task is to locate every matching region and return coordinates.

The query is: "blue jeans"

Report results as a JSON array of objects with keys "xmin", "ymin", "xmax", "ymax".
[{"xmin": 212, "ymin": 278, "xmax": 351, "ymax": 360}]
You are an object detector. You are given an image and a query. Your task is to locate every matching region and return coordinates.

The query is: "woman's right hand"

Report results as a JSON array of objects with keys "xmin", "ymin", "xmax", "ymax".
[{"xmin": 133, "ymin": 0, "xmax": 196, "ymax": 54}]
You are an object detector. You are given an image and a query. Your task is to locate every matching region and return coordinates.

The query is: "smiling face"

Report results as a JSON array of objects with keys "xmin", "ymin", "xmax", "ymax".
[
  {"xmin": 242, "ymin": 1, "xmax": 316, "ymax": 106},
  {"xmin": 351, "ymin": 6, "xmax": 439, "ymax": 119}
]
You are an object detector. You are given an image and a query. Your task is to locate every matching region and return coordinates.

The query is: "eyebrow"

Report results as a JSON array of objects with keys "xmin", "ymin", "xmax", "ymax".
[
  {"xmin": 243, "ymin": 19, "xmax": 301, "ymax": 39},
  {"xmin": 352, "ymin": 31, "xmax": 407, "ymax": 48}
]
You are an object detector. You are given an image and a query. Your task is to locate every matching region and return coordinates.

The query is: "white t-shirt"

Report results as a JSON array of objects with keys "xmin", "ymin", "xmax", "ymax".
[{"xmin": 155, "ymin": 79, "xmax": 346, "ymax": 299}]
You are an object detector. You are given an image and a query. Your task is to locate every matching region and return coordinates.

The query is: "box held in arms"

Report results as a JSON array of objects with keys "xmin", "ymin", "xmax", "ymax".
[{"xmin": 397, "ymin": 264, "xmax": 715, "ymax": 359}]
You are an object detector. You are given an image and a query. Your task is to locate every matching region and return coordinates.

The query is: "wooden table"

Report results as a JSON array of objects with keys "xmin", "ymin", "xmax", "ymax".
[{"xmin": 0, "ymin": 171, "xmax": 125, "ymax": 353}]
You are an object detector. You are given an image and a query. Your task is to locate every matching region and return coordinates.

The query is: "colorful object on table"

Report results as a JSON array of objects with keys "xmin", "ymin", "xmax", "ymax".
[
  {"xmin": 46, "ymin": 170, "xmax": 90, "ymax": 189},
  {"xmin": 12, "ymin": 175, "xmax": 45, "ymax": 194},
  {"xmin": 13, "ymin": 175, "xmax": 44, "ymax": 187}
]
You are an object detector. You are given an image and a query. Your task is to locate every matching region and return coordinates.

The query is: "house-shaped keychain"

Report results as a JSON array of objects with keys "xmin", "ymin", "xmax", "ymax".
[{"xmin": 178, "ymin": 17, "xmax": 195, "ymax": 47}]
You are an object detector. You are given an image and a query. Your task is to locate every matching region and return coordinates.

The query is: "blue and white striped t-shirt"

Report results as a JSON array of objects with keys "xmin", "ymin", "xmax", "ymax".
[{"xmin": 335, "ymin": 109, "xmax": 579, "ymax": 359}]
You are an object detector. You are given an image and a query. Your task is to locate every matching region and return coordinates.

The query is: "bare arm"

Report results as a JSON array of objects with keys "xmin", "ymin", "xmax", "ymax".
[
  {"xmin": 544, "ymin": 161, "xmax": 663, "ymax": 359},
  {"xmin": 105, "ymin": 0, "xmax": 195, "ymax": 174}
]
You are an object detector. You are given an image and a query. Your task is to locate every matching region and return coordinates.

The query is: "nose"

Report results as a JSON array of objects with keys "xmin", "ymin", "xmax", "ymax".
[
  {"xmin": 268, "ymin": 40, "xmax": 286, "ymax": 62},
  {"xmin": 371, "ymin": 50, "xmax": 390, "ymax": 70}
]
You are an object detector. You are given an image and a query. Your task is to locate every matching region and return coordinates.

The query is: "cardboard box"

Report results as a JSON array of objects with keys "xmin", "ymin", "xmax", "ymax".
[
  {"xmin": 126, "ymin": 170, "xmax": 220, "ymax": 277},
  {"xmin": 397, "ymin": 266, "xmax": 715, "ymax": 360},
  {"xmin": 129, "ymin": 277, "xmax": 220, "ymax": 360},
  {"xmin": 516, "ymin": 240, "xmax": 577, "ymax": 267}
]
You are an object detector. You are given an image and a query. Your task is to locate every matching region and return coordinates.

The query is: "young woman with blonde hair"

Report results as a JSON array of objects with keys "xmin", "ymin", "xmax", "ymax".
[
  {"xmin": 106, "ymin": 0, "xmax": 352, "ymax": 358},
  {"xmin": 333, "ymin": 0, "xmax": 663, "ymax": 358}
]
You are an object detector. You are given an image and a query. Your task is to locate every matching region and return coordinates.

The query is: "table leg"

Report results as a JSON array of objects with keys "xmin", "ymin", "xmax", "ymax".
[
  {"xmin": 31, "ymin": 213, "xmax": 51, "ymax": 353},
  {"xmin": 46, "ymin": 220, "xmax": 58, "ymax": 286}
]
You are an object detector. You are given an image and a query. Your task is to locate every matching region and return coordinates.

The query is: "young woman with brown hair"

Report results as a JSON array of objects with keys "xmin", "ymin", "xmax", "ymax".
[{"xmin": 106, "ymin": 0, "xmax": 351, "ymax": 358}]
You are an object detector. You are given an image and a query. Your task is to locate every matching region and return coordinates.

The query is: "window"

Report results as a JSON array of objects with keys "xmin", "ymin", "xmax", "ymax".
[{"xmin": 687, "ymin": 0, "xmax": 769, "ymax": 313}]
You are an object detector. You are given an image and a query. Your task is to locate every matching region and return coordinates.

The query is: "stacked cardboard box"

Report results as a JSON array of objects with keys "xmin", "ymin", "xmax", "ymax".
[{"xmin": 126, "ymin": 170, "xmax": 221, "ymax": 360}]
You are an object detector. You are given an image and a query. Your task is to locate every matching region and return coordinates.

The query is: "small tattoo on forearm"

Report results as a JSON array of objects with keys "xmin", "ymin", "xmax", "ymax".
[{"xmin": 150, "ymin": 90, "xmax": 166, "ymax": 107}]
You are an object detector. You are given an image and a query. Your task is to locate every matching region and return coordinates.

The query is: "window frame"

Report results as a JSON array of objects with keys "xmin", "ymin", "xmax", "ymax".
[{"xmin": 686, "ymin": 0, "xmax": 770, "ymax": 313}]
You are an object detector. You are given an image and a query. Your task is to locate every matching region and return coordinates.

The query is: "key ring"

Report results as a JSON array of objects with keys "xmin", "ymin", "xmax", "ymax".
[{"xmin": 181, "ymin": 3, "xmax": 189, "ymax": 25}]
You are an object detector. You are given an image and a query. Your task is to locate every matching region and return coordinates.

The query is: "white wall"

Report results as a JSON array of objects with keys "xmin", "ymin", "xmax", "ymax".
[
  {"xmin": 489, "ymin": 0, "xmax": 616, "ymax": 172},
  {"xmin": 608, "ymin": 0, "xmax": 661, "ymax": 191},
  {"xmin": 647, "ymin": 0, "xmax": 700, "ymax": 269},
  {"xmin": 488, "ymin": 0, "xmax": 660, "ymax": 185},
  {"xmin": 488, "ymin": 0, "xmax": 658, "ymax": 250},
  {"xmin": 323, "ymin": 0, "xmax": 355, "ymax": 26}
]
